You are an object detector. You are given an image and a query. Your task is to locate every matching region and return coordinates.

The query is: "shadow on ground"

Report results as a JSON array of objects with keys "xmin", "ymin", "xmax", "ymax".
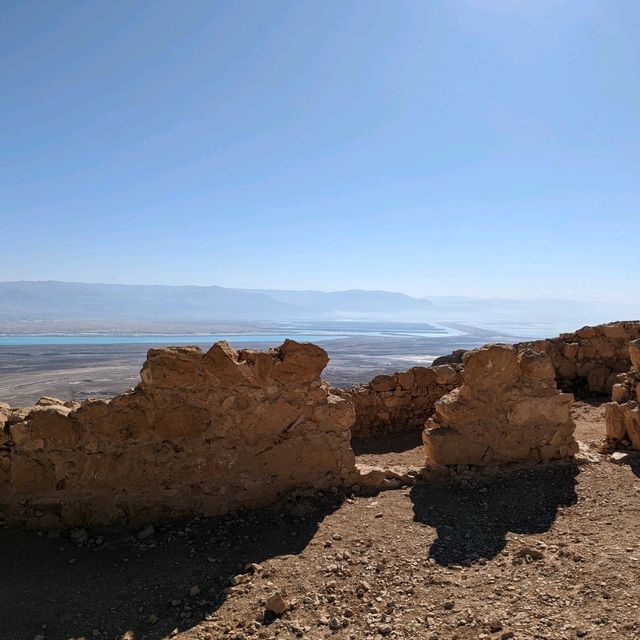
[
  {"xmin": 351, "ymin": 429, "xmax": 422, "ymax": 456},
  {"xmin": 410, "ymin": 462, "xmax": 579, "ymax": 566},
  {"xmin": 626, "ymin": 456, "xmax": 640, "ymax": 478},
  {"xmin": 0, "ymin": 493, "xmax": 344, "ymax": 640}
]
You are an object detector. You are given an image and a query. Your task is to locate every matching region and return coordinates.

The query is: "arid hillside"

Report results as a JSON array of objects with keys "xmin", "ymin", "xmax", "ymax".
[{"xmin": 1, "ymin": 322, "xmax": 640, "ymax": 640}]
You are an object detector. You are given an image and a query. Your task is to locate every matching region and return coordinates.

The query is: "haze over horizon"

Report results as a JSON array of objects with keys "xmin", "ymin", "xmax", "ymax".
[{"xmin": 2, "ymin": 1, "xmax": 639, "ymax": 304}]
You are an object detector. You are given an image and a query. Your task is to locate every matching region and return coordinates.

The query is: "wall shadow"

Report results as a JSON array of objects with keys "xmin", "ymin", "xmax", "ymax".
[
  {"xmin": 410, "ymin": 462, "xmax": 579, "ymax": 566},
  {"xmin": 626, "ymin": 456, "xmax": 640, "ymax": 478},
  {"xmin": 0, "ymin": 492, "xmax": 344, "ymax": 640},
  {"xmin": 351, "ymin": 429, "xmax": 422, "ymax": 456}
]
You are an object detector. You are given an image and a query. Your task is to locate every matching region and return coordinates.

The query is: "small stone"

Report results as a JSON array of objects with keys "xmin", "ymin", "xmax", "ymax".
[
  {"xmin": 148, "ymin": 614, "xmax": 158, "ymax": 624},
  {"xmin": 70, "ymin": 529, "xmax": 88, "ymax": 545},
  {"xmin": 443, "ymin": 601, "xmax": 455, "ymax": 610},
  {"xmin": 489, "ymin": 621, "xmax": 503, "ymax": 632},
  {"xmin": 378, "ymin": 624, "xmax": 392, "ymax": 635},
  {"xmin": 576, "ymin": 630, "xmax": 588, "ymax": 638},
  {"xmin": 189, "ymin": 585, "xmax": 200, "ymax": 597},
  {"xmin": 265, "ymin": 591, "xmax": 291, "ymax": 616},
  {"xmin": 610, "ymin": 451, "xmax": 630, "ymax": 464},
  {"xmin": 514, "ymin": 546, "xmax": 544, "ymax": 561},
  {"xmin": 171, "ymin": 599, "xmax": 181, "ymax": 607},
  {"xmin": 332, "ymin": 533, "xmax": 342, "ymax": 541},
  {"xmin": 137, "ymin": 524, "xmax": 155, "ymax": 540},
  {"xmin": 34, "ymin": 636, "xmax": 45, "ymax": 640},
  {"xmin": 329, "ymin": 617, "xmax": 341, "ymax": 630},
  {"xmin": 375, "ymin": 512, "xmax": 384, "ymax": 518}
]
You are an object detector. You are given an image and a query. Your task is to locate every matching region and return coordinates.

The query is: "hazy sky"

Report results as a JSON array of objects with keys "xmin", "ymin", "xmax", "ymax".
[{"xmin": 1, "ymin": 0, "xmax": 638, "ymax": 301}]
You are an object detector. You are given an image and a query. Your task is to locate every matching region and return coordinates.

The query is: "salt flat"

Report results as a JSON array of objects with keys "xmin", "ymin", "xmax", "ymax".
[{"xmin": 0, "ymin": 324, "xmax": 518, "ymax": 405}]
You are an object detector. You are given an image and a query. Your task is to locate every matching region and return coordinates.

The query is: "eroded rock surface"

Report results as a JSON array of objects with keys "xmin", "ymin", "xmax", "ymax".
[
  {"xmin": 0, "ymin": 340, "xmax": 356, "ymax": 528},
  {"xmin": 336, "ymin": 365, "xmax": 463, "ymax": 438},
  {"xmin": 423, "ymin": 344, "xmax": 578, "ymax": 466},
  {"xmin": 605, "ymin": 339, "xmax": 640, "ymax": 449}
]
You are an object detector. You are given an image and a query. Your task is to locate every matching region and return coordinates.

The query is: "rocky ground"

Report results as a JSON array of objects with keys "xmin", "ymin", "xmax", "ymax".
[{"xmin": 3, "ymin": 402, "xmax": 640, "ymax": 640}]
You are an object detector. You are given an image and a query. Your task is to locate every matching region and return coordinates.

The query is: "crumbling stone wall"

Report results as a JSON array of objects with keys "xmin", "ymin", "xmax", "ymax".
[
  {"xmin": 517, "ymin": 321, "xmax": 640, "ymax": 395},
  {"xmin": 423, "ymin": 345, "xmax": 578, "ymax": 466},
  {"xmin": 605, "ymin": 340, "xmax": 640, "ymax": 449},
  {"xmin": 0, "ymin": 340, "xmax": 356, "ymax": 528},
  {"xmin": 336, "ymin": 364, "xmax": 463, "ymax": 438}
]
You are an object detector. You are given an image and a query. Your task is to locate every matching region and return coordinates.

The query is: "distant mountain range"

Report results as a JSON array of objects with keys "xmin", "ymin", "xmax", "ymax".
[{"xmin": 0, "ymin": 281, "xmax": 637, "ymax": 329}]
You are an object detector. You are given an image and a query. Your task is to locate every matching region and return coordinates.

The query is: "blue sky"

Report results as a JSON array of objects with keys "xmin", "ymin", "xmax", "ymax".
[{"xmin": 1, "ymin": 0, "xmax": 638, "ymax": 301}]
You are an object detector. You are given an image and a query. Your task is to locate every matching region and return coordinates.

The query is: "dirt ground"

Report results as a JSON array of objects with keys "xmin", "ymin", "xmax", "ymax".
[{"xmin": 3, "ymin": 401, "xmax": 640, "ymax": 640}]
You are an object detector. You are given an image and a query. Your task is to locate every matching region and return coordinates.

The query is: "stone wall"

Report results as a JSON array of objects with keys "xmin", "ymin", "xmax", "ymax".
[
  {"xmin": 335, "ymin": 364, "xmax": 463, "ymax": 438},
  {"xmin": 423, "ymin": 345, "xmax": 578, "ymax": 466},
  {"xmin": 516, "ymin": 321, "xmax": 640, "ymax": 395},
  {"xmin": 0, "ymin": 340, "xmax": 357, "ymax": 528},
  {"xmin": 605, "ymin": 340, "xmax": 640, "ymax": 449}
]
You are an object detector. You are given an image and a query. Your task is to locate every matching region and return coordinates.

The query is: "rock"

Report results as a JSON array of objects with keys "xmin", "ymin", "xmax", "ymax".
[
  {"xmin": 424, "ymin": 345, "xmax": 578, "ymax": 466},
  {"xmin": 605, "ymin": 346, "xmax": 640, "ymax": 449},
  {"xmin": 35, "ymin": 396, "xmax": 65, "ymax": 407},
  {"xmin": 189, "ymin": 585, "xmax": 200, "ymax": 597},
  {"xmin": 610, "ymin": 451, "xmax": 631, "ymax": 464},
  {"xmin": 265, "ymin": 591, "xmax": 291, "ymax": 616},
  {"xmin": 70, "ymin": 528, "xmax": 88, "ymax": 545},
  {"xmin": 148, "ymin": 614, "xmax": 158, "ymax": 624},
  {"xmin": 137, "ymin": 525, "xmax": 155, "ymax": 540},
  {"xmin": 432, "ymin": 350, "xmax": 467, "ymax": 366},
  {"xmin": 514, "ymin": 546, "xmax": 545, "ymax": 561},
  {"xmin": 328, "ymin": 617, "xmax": 341, "ymax": 630}
]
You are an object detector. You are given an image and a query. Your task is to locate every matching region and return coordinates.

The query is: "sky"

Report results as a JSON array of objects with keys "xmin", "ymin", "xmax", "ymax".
[{"xmin": 1, "ymin": 0, "xmax": 639, "ymax": 302}]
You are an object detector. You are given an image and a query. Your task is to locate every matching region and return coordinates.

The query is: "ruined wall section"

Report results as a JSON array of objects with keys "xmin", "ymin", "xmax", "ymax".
[
  {"xmin": 516, "ymin": 321, "xmax": 640, "ymax": 395},
  {"xmin": 423, "ymin": 345, "xmax": 578, "ymax": 466},
  {"xmin": 336, "ymin": 364, "xmax": 463, "ymax": 438},
  {"xmin": 605, "ymin": 340, "xmax": 640, "ymax": 449},
  {"xmin": 0, "ymin": 340, "xmax": 356, "ymax": 528}
]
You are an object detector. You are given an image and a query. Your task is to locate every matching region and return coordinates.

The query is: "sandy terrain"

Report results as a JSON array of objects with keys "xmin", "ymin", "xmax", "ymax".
[{"xmin": 3, "ymin": 401, "xmax": 639, "ymax": 640}]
